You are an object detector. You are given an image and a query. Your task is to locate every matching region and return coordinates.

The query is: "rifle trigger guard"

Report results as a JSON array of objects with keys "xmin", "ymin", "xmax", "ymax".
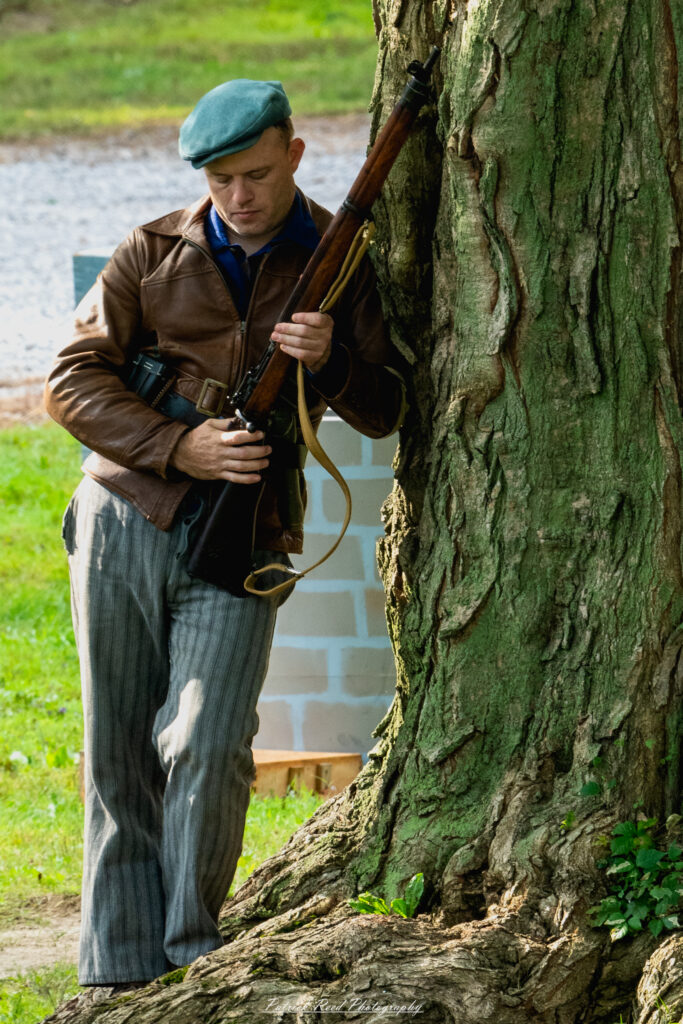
[{"xmin": 234, "ymin": 409, "xmax": 257, "ymax": 433}]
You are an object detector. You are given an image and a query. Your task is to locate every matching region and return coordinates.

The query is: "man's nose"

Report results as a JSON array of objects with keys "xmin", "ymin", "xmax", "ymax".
[{"xmin": 232, "ymin": 178, "xmax": 253, "ymax": 205}]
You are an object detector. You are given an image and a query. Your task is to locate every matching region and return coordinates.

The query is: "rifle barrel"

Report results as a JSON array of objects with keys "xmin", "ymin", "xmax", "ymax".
[{"xmin": 236, "ymin": 47, "xmax": 440, "ymax": 425}]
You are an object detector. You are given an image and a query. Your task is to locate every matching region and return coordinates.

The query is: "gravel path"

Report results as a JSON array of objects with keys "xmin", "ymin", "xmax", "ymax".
[{"xmin": 0, "ymin": 115, "xmax": 369, "ymax": 395}]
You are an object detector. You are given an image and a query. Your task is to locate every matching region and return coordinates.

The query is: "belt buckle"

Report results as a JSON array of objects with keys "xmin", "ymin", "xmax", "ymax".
[{"xmin": 196, "ymin": 378, "xmax": 228, "ymax": 417}]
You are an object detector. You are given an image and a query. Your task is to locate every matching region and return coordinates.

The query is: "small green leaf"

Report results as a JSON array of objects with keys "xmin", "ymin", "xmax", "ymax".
[
  {"xmin": 610, "ymin": 836, "xmax": 635, "ymax": 856},
  {"xmin": 348, "ymin": 892, "xmax": 390, "ymax": 915},
  {"xmin": 635, "ymin": 848, "xmax": 665, "ymax": 872},
  {"xmin": 627, "ymin": 916, "xmax": 643, "ymax": 931},
  {"xmin": 390, "ymin": 897, "xmax": 408, "ymax": 918},
  {"xmin": 599, "ymin": 896, "xmax": 623, "ymax": 911},
  {"xmin": 648, "ymin": 918, "xmax": 664, "ymax": 937},
  {"xmin": 668, "ymin": 843, "xmax": 682, "ymax": 860},
  {"xmin": 662, "ymin": 914, "xmax": 680, "ymax": 930},
  {"xmin": 610, "ymin": 923, "xmax": 629, "ymax": 941},
  {"xmin": 613, "ymin": 822, "xmax": 637, "ymax": 837},
  {"xmin": 580, "ymin": 781, "xmax": 601, "ymax": 797},
  {"xmin": 403, "ymin": 872, "xmax": 425, "ymax": 917},
  {"xmin": 656, "ymin": 899, "xmax": 676, "ymax": 915},
  {"xmin": 626, "ymin": 901, "xmax": 649, "ymax": 920},
  {"xmin": 606, "ymin": 860, "xmax": 633, "ymax": 875},
  {"xmin": 645, "ymin": 738, "xmax": 656, "ymax": 750}
]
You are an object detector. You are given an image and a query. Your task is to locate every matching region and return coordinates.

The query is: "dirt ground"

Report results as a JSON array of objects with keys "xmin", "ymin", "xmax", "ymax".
[
  {"xmin": 0, "ymin": 895, "xmax": 80, "ymax": 979},
  {"xmin": 0, "ymin": 378, "xmax": 48, "ymax": 428}
]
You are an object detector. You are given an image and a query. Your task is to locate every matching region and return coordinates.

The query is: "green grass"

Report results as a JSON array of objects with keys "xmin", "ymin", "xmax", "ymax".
[
  {"xmin": 0, "ymin": 421, "xmax": 323, "ymax": 917},
  {"xmin": 0, "ymin": 963, "xmax": 80, "ymax": 1024},
  {"xmin": 612, "ymin": 1004, "xmax": 683, "ymax": 1024},
  {"xmin": 0, "ymin": 423, "xmax": 81, "ymax": 1021},
  {"xmin": 0, "ymin": 0, "xmax": 378, "ymax": 139},
  {"xmin": 0, "ymin": 423, "xmax": 83, "ymax": 908}
]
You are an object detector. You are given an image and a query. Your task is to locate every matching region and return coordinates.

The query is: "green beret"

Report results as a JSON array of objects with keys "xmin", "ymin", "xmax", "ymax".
[{"xmin": 179, "ymin": 79, "xmax": 292, "ymax": 169}]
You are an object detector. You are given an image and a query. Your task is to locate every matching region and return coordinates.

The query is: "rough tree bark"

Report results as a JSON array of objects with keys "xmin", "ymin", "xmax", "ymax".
[{"xmin": 46, "ymin": 1, "xmax": 683, "ymax": 1022}]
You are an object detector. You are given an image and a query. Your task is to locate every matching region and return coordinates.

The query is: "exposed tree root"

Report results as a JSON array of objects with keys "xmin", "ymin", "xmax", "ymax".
[
  {"xmin": 634, "ymin": 935, "xmax": 683, "ymax": 1023},
  {"xmin": 42, "ymin": 891, "xmax": 680, "ymax": 1024},
  {"xmin": 217, "ymin": 792, "xmax": 353, "ymax": 941}
]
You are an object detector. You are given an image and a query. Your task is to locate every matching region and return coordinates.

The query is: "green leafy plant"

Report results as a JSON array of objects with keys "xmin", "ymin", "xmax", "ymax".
[
  {"xmin": 349, "ymin": 872, "xmax": 424, "ymax": 919},
  {"xmin": 590, "ymin": 818, "xmax": 683, "ymax": 941},
  {"xmin": 560, "ymin": 810, "xmax": 576, "ymax": 833}
]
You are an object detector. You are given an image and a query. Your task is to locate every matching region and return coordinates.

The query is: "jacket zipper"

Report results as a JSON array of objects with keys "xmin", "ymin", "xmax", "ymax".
[
  {"xmin": 236, "ymin": 255, "xmax": 271, "ymax": 385},
  {"xmin": 182, "ymin": 234, "xmax": 271, "ymax": 392}
]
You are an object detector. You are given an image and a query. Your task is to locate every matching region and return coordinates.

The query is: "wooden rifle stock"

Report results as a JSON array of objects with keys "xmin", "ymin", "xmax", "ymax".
[{"xmin": 187, "ymin": 47, "xmax": 439, "ymax": 595}]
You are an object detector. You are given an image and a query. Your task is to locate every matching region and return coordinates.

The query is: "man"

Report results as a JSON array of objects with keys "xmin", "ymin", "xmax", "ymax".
[{"xmin": 45, "ymin": 78, "xmax": 404, "ymax": 993}]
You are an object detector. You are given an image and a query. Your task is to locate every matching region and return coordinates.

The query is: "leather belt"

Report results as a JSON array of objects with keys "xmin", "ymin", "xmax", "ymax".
[
  {"xmin": 155, "ymin": 387, "xmax": 306, "ymax": 468},
  {"xmin": 154, "ymin": 387, "xmax": 212, "ymax": 428},
  {"xmin": 126, "ymin": 354, "xmax": 306, "ymax": 466}
]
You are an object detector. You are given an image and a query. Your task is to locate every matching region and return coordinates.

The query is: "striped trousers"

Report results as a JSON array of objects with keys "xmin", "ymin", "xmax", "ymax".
[{"xmin": 63, "ymin": 477, "xmax": 287, "ymax": 984}]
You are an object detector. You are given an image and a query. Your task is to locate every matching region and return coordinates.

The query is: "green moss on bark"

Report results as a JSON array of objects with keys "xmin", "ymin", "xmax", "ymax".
[{"xmin": 353, "ymin": 0, "xmax": 683, "ymax": 906}]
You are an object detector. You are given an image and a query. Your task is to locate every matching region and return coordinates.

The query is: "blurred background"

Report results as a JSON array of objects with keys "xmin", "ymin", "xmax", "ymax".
[
  {"xmin": 0, "ymin": 4, "xmax": 396, "ymax": 1016},
  {"xmin": 0, "ymin": 0, "xmax": 377, "ymax": 393}
]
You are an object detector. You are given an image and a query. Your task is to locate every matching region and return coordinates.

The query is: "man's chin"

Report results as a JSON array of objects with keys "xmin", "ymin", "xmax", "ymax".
[{"xmin": 226, "ymin": 214, "xmax": 266, "ymax": 236}]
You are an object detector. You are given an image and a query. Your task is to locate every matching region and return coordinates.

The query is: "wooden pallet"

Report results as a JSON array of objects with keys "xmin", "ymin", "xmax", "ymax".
[
  {"xmin": 252, "ymin": 749, "xmax": 362, "ymax": 798},
  {"xmin": 79, "ymin": 748, "xmax": 362, "ymax": 801}
]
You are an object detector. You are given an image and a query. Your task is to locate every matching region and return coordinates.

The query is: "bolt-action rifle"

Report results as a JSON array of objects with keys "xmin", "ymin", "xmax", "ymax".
[{"xmin": 187, "ymin": 47, "xmax": 440, "ymax": 596}]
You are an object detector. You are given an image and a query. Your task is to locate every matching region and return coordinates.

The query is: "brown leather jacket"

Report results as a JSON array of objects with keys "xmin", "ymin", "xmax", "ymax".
[{"xmin": 45, "ymin": 192, "xmax": 404, "ymax": 553}]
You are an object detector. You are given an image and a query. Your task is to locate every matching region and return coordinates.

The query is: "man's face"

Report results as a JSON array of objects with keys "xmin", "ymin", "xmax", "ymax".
[{"xmin": 204, "ymin": 127, "xmax": 305, "ymax": 246}]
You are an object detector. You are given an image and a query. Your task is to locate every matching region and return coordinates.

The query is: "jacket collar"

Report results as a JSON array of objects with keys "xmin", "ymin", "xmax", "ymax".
[{"xmin": 140, "ymin": 189, "xmax": 331, "ymax": 251}]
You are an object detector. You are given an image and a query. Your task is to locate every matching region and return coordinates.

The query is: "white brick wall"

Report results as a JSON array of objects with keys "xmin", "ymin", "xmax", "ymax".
[{"xmin": 256, "ymin": 415, "xmax": 397, "ymax": 757}]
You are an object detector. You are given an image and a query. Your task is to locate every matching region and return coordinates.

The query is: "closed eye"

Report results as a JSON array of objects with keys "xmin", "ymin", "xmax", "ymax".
[{"xmin": 210, "ymin": 166, "xmax": 272, "ymax": 185}]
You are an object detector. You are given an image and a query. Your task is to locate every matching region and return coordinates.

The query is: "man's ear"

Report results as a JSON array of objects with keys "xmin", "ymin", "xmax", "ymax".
[{"xmin": 288, "ymin": 137, "xmax": 305, "ymax": 173}]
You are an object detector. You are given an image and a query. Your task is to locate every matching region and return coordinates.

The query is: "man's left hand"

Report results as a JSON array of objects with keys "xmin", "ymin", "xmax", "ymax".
[{"xmin": 271, "ymin": 312, "xmax": 333, "ymax": 373}]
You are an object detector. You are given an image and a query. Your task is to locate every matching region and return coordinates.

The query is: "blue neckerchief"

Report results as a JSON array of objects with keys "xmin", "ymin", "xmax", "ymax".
[{"xmin": 205, "ymin": 192, "xmax": 320, "ymax": 317}]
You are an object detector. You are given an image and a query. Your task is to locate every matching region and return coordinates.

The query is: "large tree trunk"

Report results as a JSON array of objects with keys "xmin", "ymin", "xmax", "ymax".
[{"xmin": 46, "ymin": 1, "xmax": 683, "ymax": 1022}]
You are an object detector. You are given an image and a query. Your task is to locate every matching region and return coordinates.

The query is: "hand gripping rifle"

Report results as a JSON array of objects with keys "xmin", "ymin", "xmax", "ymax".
[{"xmin": 187, "ymin": 47, "xmax": 440, "ymax": 597}]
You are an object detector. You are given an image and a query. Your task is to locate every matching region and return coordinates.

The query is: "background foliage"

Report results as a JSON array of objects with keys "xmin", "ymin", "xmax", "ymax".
[{"xmin": 0, "ymin": 0, "xmax": 378, "ymax": 138}]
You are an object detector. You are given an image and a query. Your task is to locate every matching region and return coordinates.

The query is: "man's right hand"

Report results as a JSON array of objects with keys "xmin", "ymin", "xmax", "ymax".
[{"xmin": 169, "ymin": 419, "xmax": 271, "ymax": 482}]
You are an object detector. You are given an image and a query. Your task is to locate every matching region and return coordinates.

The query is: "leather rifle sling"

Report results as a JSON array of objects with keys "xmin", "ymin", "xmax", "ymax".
[{"xmin": 243, "ymin": 221, "xmax": 378, "ymax": 598}]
